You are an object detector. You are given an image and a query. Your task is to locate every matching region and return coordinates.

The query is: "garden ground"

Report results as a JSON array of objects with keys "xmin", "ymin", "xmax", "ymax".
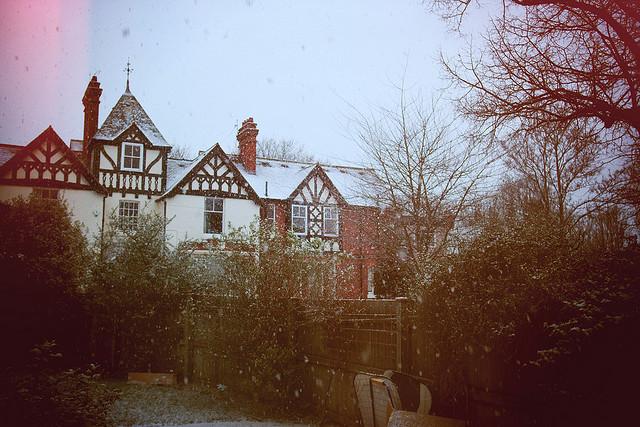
[{"xmin": 105, "ymin": 381, "xmax": 322, "ymax": 427}]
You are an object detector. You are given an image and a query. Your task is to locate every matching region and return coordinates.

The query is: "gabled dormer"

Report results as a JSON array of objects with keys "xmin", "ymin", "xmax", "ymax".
[
  {"xmin": 160, "ymin": 144, "xmax": 260, "ymax": 202},
  {"xmin": 289, "ymin": 164, "xmax": 347, "ymax": 239},
  {"xmin": 0, "ymin": 126, "xmax": 105, "ymax": 193},
  {"xmin": 87, "ymin": 79, "xmax": 171, "ymax": 197}
]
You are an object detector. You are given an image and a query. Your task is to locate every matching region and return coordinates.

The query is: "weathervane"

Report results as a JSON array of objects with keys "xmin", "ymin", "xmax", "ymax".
[{"xmin": 124, "ymin": 59, "xmax": 133, "ymax": 92}]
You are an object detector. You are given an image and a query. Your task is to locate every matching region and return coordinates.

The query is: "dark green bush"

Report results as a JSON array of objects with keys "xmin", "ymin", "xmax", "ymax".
[{"xmin": 1, "ymin": 342, "xmax": 118, "ymax": 427}]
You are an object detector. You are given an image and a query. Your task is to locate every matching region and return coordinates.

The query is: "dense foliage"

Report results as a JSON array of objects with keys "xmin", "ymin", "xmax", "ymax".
[
  {"xmin": 195, "ymin": 224, "xmax": 342, "ymax": 407},
  {"xmin": 0, "ymin": 197, "xmax": 116, "ymax": 426},
  {"xmin": 2, "ymin": 342, "xmax": 117, "ymax": 427},
  {"xmin": 88, "ymin": 211, "xmax": 202, "ymax": 374},
  {"xmin": 0, "ymin": 196, "xmax": 90, "ymax": 367},
  {"xmin": 420, "ymin": 207, "xmax": 640, "ymax": 424}
]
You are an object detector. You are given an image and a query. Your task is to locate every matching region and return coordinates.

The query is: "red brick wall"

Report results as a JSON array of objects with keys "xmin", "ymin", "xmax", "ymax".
[
  {"xmin": 259, "ymin": 200, "xmax": 380, "ymax": 299},
  {"xmin": 339, "ymin": 205, "xmax": 380, "ymax": 299}
]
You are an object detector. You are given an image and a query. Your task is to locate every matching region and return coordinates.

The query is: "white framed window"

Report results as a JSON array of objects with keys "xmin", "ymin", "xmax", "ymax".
[
  {"xmin": 291, "ymin": 204, "xmax": 307, "ymax": 235},
  {"xmin": 32, "ymin": 188, "xmax": 59, "ymax": 200},
  {"xmin": 266, "ymin": 203, "xmax": 276, "ymax": 224},
  {"xmin": 367, "ymin": 268, "xmax": 375, "ymax": 299},
  {"xmin": 323, "ymin": 206, "xmax": 339, "ymax": 236},
  {"xmin": 121, "ymin": 142, "xmax": 143, "ymax": 171},
  {"xmin": 204, "ymin": 197, "xmax": 224, "ymax": 234},
  {"xmin": 118, "ymin": 200, "xmax": 139, "ymax": 229}
]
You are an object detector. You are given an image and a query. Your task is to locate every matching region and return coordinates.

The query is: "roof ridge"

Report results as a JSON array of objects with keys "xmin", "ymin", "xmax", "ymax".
[{"xmin": 252, "ymin": 156, "xmax": 372, "ymax": 172}]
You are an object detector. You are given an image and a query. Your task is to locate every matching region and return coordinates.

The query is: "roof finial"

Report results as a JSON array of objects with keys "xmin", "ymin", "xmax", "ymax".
[{"xmin": 124, "ymin": 58, "xmax": 133, "ymax": 93}]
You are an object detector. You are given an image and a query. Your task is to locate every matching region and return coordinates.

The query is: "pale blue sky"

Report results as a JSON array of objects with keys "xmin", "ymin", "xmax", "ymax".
[{"xmin": 0, "ymin": 0, "xmax": 488, "ymax": 163}]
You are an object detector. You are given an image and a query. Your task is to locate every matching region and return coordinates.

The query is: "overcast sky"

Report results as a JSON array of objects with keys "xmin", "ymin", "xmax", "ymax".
[{"xmin": 0, "ymin": 0, "xmax": 490, "ymax": 164}]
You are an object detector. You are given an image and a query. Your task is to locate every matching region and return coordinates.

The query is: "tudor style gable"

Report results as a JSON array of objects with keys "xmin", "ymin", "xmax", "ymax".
[
  {"xmin": 0, "ymin": 126, "xmax": 104, "ymax": 192},
  {"xmin": 92, "ymin": 123, "xmax": 168, "ymax": 196},
  {"xmin": 88, "ymin": 88, "xmax": 171, "ymax": 197},
  {"xmin": 160, "ymin": 144, "xmax": 260, "ymax": 202},
  {"xmin": 289, "ymin": 164, "xmax": 346, "ymax": 241}
]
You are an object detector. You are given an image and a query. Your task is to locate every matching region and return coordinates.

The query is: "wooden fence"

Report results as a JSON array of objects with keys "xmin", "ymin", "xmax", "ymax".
[{"xmin": 180, "ymin": 298, "xmax": 537, "ymax": 426}]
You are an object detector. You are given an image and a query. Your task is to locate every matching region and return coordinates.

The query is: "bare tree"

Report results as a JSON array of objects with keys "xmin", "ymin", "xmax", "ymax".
[
  {"xmin": 352, "ymin": 89, "xmax": 493, "ymax": 280},
  {"xmin": 501, "ymin": 118, "xmax": 611, "ymax": 229},
  {"xmin": 437, "ymin": 1, "xmax": 639, "ymax": 137},
  {"xmin": 169, "ymin": 144, "xmax": 194, "ymax": 160},
  {"xmin": 431, "ymin": 0, "xmax": 639, "ymax": 220},
  {"xmin": 257, "ymin": 138, "xmax": 314, "ymax": 162}
]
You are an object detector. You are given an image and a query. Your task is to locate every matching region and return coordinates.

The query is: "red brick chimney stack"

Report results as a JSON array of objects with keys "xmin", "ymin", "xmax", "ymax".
[
  {"xmin": 237, "ymin": 117, "xmax": 258, "ymax": 174},
  {"xmin": 82, "ymin": 76, "xmax": 102, "ymax": 159}
]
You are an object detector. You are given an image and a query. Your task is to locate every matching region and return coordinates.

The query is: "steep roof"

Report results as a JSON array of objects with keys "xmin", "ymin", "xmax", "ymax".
[
  {"xmin": 0, "ymin": 144, "xmax": 22, "ymax": 167},
  {"xmin": 0, "ymin": 126, "xmax": 106, "ymax": 193},
  {"xmin": 93, "ymin": 90, "xmax": 170, "ymax": 147},
  {"xmin": 159, "ymin": 144, "xmax": 261, "ymax": 203},
  {"xmin": 234, "ymin": 157, "xmax": 377, "ymax": 207}
]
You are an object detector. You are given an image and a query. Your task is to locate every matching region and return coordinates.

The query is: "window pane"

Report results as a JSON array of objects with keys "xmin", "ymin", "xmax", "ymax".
[
  {"xmin": 125, "ymin": 145, "xmax": 133, "ymax": 155},
  {"xmin": 118, "ymin": 200, "xmax": 139, "ymax": 229},
  {"xmin": 323, "ymin": 207, "xmax": 338, "ymax": 235},
  {"xmin": 205, "ymin": 197, "xmax": 213, "ymax": 211},
  {"xmin": 131, "ymin": 158, "xmax": 140, "ymax": 169},
  {"xmin": 132, "ymin": 145, "xmax": 140, "ymax": 156},
  {"xmin": 214, "ymin": 198, "xmax": 223, "ymax": 212},
  {"xmin": 325, "ymin": 219, "xmax": 337, "ymax": 235},
  {"xmin": 292, "ymin": 217, "xmax": 306, "ymax": 234},
  {"xmin": 205, "ymin": 211, "xmax": 223, "ymax": 234}
]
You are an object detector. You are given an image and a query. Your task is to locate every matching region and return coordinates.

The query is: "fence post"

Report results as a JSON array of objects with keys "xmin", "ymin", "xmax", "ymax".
[
  {"xmin": 395, "ymin": 297, "xmax": 408, "ymax": 371},
  {"xmin": 183, "ymin": 316, "xmax": 191, "ymax": 384}
]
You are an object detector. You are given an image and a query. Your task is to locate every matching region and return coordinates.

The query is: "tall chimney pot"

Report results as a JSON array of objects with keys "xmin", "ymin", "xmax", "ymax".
[
  {"xmin": 237, "ymin": 117, "xmax": 258, "ymax": 174},
  {"xmin": 82, "ymin": 76, "xmax": 102, "ymax": 161}
]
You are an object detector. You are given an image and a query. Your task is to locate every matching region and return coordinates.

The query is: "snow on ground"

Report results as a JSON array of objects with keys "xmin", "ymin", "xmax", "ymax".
[
  {"xmin": 160, "ymin": 422, "xmax": 309, "ymax": 427},
  {"xmin": 106, "ymin": 382, "xmax": 315, "ymax": 427}
]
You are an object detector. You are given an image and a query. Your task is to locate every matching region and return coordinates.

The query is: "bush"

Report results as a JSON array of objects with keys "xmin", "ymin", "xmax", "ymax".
[
  {"xmin": 0, "ymin": 196, "xmax": 90, "ymax": 368},
  {"xmin": 1, "ymin": 341, "xmax": 118, "ymax": 427},
  {"xmin": 88, "ymin": 211, "xmax": 200, "ymax": 374},
  {"xmin": 418, "ymin": 211, "xmax": 640, "ymax": 424},
  {"xmin": 195, "ymin": 224, "xmax": 342, "ymax": 407}
]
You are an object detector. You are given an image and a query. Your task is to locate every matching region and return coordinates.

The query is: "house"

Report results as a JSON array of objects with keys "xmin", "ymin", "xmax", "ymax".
[{"xmin": 0, "ymin": 75, "xmax": 380, "ymax": 298}]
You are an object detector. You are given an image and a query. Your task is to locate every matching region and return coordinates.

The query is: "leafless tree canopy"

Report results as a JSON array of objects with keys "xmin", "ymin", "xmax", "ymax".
[
  {"xmin": 257, "ymin": 138, "xmax": 314, "ymax": 162},
  {"xmin": 436, "ymin": 0, "xmax": 639, "ymax": 139},
  {"xmin": 501, "ymin": 119, "xmax": 610, "ymax": 227},
  {"xmin": 169, "ymin": 144, "xmax": 194, "ymax": 160},
  {"xmin": 353, "ymin": 90, "xmax": 492, "ymax": 278}
]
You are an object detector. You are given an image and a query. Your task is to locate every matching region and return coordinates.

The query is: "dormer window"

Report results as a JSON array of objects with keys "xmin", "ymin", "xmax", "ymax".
[{"xmin": 122, "ymin": 142, "xmax": 143, "ymax": 171}]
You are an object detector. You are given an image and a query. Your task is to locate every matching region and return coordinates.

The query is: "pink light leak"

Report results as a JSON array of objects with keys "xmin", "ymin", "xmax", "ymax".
[{"xmin": 0, "ymin": 0, "xmax": 89, "ymax": 145}]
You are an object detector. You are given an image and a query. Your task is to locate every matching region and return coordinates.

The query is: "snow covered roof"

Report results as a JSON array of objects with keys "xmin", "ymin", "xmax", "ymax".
[
  {"xmin": 93, "ymin": 90, "xmax": 171, "ymax": 147},
  {"xmin": 234, "ymin": 157, "xmax": 314, "ymax": 200},
  {"xmin": 0, "ymin": 144, "xmax": 22, "ymax": 167},
  {"xmin": 234, "ymin": 157, "xmax": 378, "ymax": 207},
  {"xmin": 323, "ymin": 164, "xmax": 378, "ymax": 207},
  {"xmin": 165, "ymin": 154, "xmax": 205, "ymax": 192}
]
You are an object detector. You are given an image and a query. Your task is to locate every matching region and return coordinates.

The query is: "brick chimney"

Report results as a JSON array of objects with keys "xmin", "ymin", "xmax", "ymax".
[
  {"xmin": 237, "ymin": 117, "xmax": 258, "ymax": 174},
  {"xmin": 82, "ymin": 76, "xmax": 102, "ymax": 159}
]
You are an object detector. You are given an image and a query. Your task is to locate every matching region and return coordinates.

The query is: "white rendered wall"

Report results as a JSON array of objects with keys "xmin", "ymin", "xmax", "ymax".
[
  {"xmin": 100, "ymin": 145, "xmax": 119, "ymax": 169},
  {"xmin": 103, "ymin": 194, "xmax": 163, "ymax": 226},
  {"xmin": 164, "ymin": 195, "xmax": 260, "ymax": 245},
  {"xmin": 0, "ymin": 185, "xmax": 104, "ymax": 239}
]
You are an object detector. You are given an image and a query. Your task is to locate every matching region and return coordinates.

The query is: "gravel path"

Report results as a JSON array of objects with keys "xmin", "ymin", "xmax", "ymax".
[
  {"xmin": 106, "ymin": 382, "xmax": 315, "ymax": 427},
  {"xmin": 160, "ymin": 423, "xmax": 309, "ymax": 427}
]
